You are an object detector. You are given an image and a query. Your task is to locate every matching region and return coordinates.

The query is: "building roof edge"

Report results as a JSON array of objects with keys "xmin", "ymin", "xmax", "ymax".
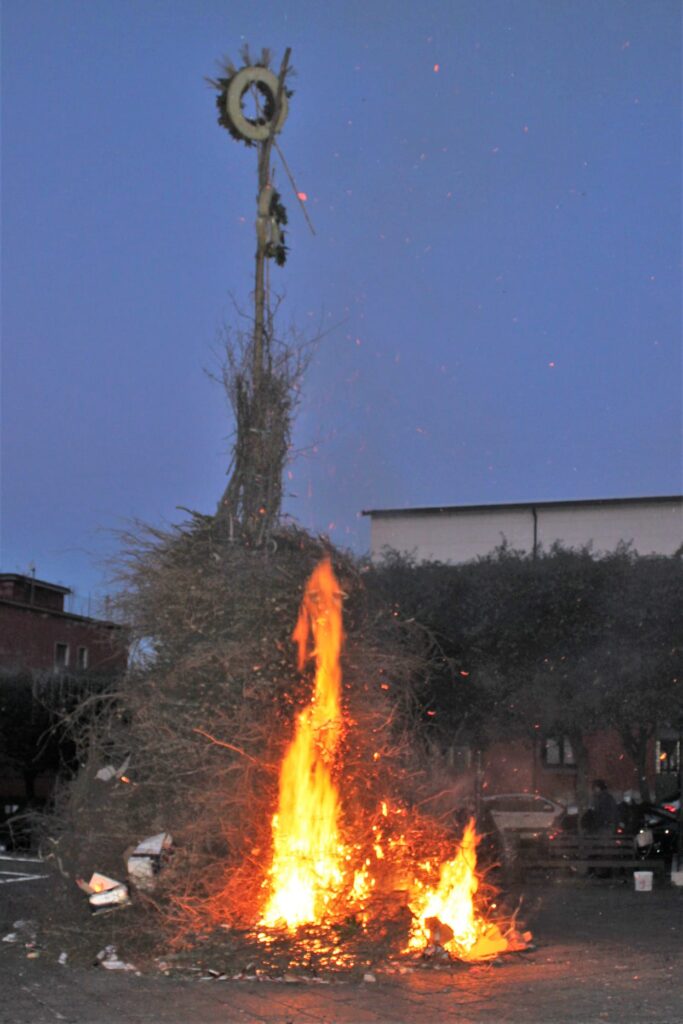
[
  {"xmin": 0, "ymin": 597, "xmax": 124, "ymax": 629},
  {"xmin": 0, "ymin": 573, "xmax": 72, "ymax": 594},
  {"xmin": 361, "ymin": 494, "xmax": 683, "ymax": 518}
]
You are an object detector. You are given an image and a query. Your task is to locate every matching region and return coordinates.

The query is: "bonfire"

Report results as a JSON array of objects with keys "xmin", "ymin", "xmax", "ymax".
[
  {"xmin": 45, "ymin": 530, "xmax": 529, "ymax": 975},
  {"xmin": 247, "ymin": 558, "xmax": 528, "ymax": 965}
]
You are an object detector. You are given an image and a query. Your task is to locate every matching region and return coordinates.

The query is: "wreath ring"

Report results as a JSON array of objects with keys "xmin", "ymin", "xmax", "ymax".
[{"xmin": 225, "ymin": 66, "xmax": 289, "ymax": 142}]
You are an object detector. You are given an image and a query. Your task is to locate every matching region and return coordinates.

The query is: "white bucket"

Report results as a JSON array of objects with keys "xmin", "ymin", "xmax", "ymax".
[{"xmin": 633, "ymin": 870, "xmax": 653, "ymax": 892}]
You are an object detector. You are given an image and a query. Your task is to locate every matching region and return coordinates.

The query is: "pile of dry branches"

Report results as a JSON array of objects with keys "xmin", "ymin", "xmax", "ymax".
[
  {"xmin": 213, "ymin": 311, "xmax": 313, "ymax": 546},
  {"xmin": 44, "ymin": 515, "xmax": 439, "ymax": 957}
]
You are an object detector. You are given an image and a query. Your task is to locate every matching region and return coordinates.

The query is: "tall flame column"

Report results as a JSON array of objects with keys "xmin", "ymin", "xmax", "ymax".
[{"xmin": 261, "ymin": 559, "xmax": 344, "ymax": 928}]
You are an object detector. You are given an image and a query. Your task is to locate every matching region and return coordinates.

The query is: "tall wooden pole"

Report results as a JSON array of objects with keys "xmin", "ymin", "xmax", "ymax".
[
  {"xmin": 252, "ymin": 48, "xmax": 291, "ymax": 394},
  {"xmin": 213, "ymin": 48, "xmax": 293, "ymax": 545}
]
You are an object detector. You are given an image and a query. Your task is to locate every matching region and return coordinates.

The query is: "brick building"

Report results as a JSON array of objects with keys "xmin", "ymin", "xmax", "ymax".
[
  {"xmin": 480, "ymin": 731, "xmax": 676, "ymax": 807},
  {"xmin": 0, "ymin": 574, "xmax": 128, "ymax": 834},
  {"xmin": 0, "ymin": 573, "xmax": 127, "ymax": 674}
]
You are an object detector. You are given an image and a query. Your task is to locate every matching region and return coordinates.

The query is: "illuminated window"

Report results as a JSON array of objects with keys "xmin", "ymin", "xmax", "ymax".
[
  {"xmin": 656, "ymin": 739, "xmax": 680, "ymax": 774},
  {"xmin": 543, "ymin": 736, "xmax": 575, "ymax": 767}
]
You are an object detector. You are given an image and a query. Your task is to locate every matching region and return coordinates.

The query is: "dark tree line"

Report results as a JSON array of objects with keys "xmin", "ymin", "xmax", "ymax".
[
  {"xmin": 367, "ymin": 544, "xmax": 683, "ymax": 804},
  {"xmin": 0, "ymin": 670, "xmax": 118, "ymax": 802}
]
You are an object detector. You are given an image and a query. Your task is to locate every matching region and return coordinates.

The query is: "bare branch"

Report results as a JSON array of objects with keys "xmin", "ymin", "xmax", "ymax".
[{"xmin": 192, "ymin": 727, "xmax": 275, "ymax": 769}]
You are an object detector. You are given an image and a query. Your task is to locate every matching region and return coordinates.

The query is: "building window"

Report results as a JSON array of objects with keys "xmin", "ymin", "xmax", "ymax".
[
  {"xmin": 656, "ymin": 738, "xmax": 680, "ymax": 775},
  {"xmin": 77, "ymin": 646, "xmax": 89, "ymax": 670},
  {"xmin": 543, "ymin": 736, "xmax": 575, "ymax": 767},
  {"xmin": 54, "ymin": 643, "xmax": 70, "ymax": 670}
]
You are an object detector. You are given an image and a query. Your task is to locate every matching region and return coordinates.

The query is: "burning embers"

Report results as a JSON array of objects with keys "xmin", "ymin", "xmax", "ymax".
[{"xmin": 256, "ymin": 558, "xmax": 529, "ymax": 963}]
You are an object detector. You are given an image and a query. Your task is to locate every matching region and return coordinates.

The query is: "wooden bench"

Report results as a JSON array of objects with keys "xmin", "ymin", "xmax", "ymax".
[{"xmin": 518, "ymin": 832, "xmax": 666, "ymax": 879}]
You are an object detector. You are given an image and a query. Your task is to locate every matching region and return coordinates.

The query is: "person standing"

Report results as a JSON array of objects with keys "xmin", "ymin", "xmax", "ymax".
[{"xmin": 592, "ymin": 779, "xmax": 619, "ymax": 834}]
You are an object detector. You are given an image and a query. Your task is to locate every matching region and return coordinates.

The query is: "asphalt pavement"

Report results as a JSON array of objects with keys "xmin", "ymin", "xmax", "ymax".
[{"xmin": 2, "ymin": 853, "xmax": 682, "ymax": 1024}]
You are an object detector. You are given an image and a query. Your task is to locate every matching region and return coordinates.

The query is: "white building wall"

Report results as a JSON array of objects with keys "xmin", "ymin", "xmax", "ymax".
[
  {"xmin": 370, "ymin": 508, "xmax": 533, "ymax": 563},
  {"xmin": 537, "ymin": 502, "xmax": 683, "ymax": 556},
  {"xmin": 368, "ymin": 498, "xmax": 683, "ymax": 564}
]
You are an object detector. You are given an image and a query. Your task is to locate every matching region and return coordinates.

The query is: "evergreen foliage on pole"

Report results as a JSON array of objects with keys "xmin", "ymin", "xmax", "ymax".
[{"xmin": 209, "ymin": 47, "xmax": 296, "ymax": 547}]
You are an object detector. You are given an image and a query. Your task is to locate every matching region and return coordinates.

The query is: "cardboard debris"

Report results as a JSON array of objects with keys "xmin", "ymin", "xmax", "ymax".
[
  {"xmin": 97, "ymin": 945, "xmax": 138, "ymax": 972},
  {"xmin": 126, "ymin": 832, "xmax": 173, "ymax": 892},
  {"xmin": 127, "ymin": 856, "xmax": 155, "ymax": 891},
  {"xmin": 132, "ymin": 832, "xmax": 172, "ymax": 857},
  {"xmin": 77, "ymin": 873, "xmax": 131, "ymax": 912},
  {"xmin": 95, "ymin": 756, "xmax": 130, "ymax": 783},
  {"xmin": 3, "ymin": 919, "xmax": 37, "ymax": 944},
  {"xmin": 425, "ymin": 915, "xmax": 454, "ymax": 947}
]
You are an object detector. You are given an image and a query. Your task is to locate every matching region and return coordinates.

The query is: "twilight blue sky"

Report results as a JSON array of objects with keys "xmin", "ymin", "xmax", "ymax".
[{"xmin": 2, "ymin": 0, "xmax": 681, "ymax": 610}]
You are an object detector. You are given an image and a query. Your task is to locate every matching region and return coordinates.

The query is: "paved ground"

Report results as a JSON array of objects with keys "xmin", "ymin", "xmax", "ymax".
[{"xmin": 2, "ymin": 854, "xmax": 682, "ymax": 1023}]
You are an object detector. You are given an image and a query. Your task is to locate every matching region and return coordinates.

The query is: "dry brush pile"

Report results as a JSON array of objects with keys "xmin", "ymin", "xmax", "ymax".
[{"xmin": 42, "ymin": 514, "xmax": 447, "ymax": 962}]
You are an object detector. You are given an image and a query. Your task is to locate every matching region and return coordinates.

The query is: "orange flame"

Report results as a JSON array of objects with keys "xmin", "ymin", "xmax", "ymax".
[
  {"xmin": 255, "ymin": 558, "xmax": 528, "ymax": 961},
  {"xmin": 261, "ymin": 559, "xmax": 345, "ymax": 929},
  {"xmin": 407, "ymin": 819, "xmax": 510, "ymax": 960}
]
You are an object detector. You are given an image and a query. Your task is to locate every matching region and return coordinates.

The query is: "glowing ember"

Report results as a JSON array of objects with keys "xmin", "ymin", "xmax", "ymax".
[{"xmin": 260, "ymin": 559, "xmax": 345, "ymax": 929}]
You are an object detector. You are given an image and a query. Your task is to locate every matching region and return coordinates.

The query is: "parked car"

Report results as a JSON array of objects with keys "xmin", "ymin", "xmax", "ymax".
[
  {"xmin": 636, "ymin": 792, "xmax": 680, "ymax": 865},
  {"xmin": 657, "ymin": 793, "xmax": 680, "ymax": 816},
  {"xmin": 482, "ymin": 793, "xmax": 566, "ymax": 835},
  {"xmin": 0, "ymin": 800, "xmax": 43, "ymax": 853}
]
